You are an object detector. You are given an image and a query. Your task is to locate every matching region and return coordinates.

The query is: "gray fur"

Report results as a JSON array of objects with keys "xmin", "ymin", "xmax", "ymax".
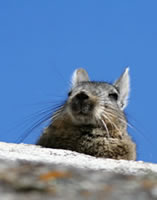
[{"xmin": 37, "ymin": 68, "xmax": 136, "ymax": 160}]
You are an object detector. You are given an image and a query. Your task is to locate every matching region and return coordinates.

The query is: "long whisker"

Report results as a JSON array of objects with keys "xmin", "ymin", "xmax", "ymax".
[
  {"xmin": 105, "ymin": 107, "xmax": 125, "ymax": 118},
  {"xmin": 16, "ymin": 112, "xmax": 53, "ymax": 143},
  {"xmin": 100, "ymin": 115, "xmax": 110, "ymax": 138},
  {"xmin": 16, "ymin": 103, "xmax": 64, "ymax": 128},
  {"xmin": 52, "ymin": 106, "xmax": 64, "ymax": 120},
  {"xmin": 101, "ymin": 112, "xmax": 121, "ymax": 134},
  {"xmin": 15, "ymin": 103, "xmax": 65, "ymax": 143},
  {"xmin": 103, "ymin": 108, "xmax": 127, "ymax": 124}
]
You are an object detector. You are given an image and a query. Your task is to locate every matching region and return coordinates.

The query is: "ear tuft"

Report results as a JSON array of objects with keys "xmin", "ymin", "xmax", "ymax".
[
  {"xmin": 71, "ymin": 68, "xmax": 90, "ymax": 88},
  {"xmin": 114, "ymin": 67, "xmax": 130, "ymax": 110}
]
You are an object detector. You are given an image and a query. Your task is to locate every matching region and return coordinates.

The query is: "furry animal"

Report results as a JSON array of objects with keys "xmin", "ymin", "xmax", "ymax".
[{"xmin": 37, "ymin": 68, "xmax": 136, "ymax": 160}]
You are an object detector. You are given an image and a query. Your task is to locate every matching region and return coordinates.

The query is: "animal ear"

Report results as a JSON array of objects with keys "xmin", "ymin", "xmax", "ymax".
[
  {"xmin": 114, "ymin": 67, "xmax": 130, "ymax": 110},
  {"xmin": 71, "ymin": 68, "xmax": 90, "ymax": 88}
]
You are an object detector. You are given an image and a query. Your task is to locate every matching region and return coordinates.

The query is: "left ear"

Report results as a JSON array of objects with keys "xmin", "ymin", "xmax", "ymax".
[
  {"xmin": 114, "ymin": 67, "xmax": 130, "ymax": 110},
  {"xmin": 71, "ymin": 68, "xmax": 90, "ymax": 88}
]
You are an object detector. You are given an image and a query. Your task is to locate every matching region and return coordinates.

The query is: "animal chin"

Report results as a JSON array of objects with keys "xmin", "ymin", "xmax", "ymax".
[{"xmin": 74, "ymin": 115, "xmax": 92, "ymax": 124}]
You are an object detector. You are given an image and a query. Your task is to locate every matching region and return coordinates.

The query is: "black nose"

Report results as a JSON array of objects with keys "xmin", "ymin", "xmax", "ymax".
[{"xmin": 75, "ymin": 92, "xmax": 89, "ymax": 101}]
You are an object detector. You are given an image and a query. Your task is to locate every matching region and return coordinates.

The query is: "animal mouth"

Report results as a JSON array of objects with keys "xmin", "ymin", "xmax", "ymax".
[
  {"xmin": 71, "ymin": 100, "xmax": 94, "ymax": 116},
  {"xmin": 71, "ymin": 103, "xmax": 93, "ymax": 116}
]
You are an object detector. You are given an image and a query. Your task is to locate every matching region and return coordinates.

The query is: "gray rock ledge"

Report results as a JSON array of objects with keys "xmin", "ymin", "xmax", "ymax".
[{"xmin": 0, "ymin": 142, "xmax": 157, "ymax": 200}]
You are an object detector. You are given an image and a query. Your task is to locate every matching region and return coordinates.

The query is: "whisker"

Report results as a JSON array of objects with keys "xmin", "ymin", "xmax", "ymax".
[
  {"xmin": 103, "ymin": 108, "xmax": 127, "ymax": 124},
  {"xmin": 16, "ymin": 112, "xmax": 53, "ymax": 143},
  {"xmin": 19, "ymin": 103, "xmax": 63, "ymax": 125},
  {"xmin": 105, "ymin": 107, "xmax": 125, "ymax": 118},
  {"xmin": 101, "ymin": 112, "xmax": 121, "ymax": 134},
  {"xmin": 15, "ymin": 102, "xmax": 65, "ymax": 143},
  {"xmin": 99, "ymin": 116, "xmax": 110, "ymax": 138}
]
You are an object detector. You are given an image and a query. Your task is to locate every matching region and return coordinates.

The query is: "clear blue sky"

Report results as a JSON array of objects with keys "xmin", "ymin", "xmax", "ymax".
[{"xmin": 0, "ymin": 0, "xmax": 156, "ymax": 163}]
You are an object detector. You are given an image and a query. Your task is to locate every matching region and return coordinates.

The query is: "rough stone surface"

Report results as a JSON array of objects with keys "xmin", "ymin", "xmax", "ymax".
[{"xmin": 0, "ymin": 142, "xmax": 157, "ymax": 200}]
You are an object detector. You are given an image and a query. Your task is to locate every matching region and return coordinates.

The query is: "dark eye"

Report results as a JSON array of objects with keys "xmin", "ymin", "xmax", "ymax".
[
  {"xmin": 109, "ymin": 93, "xmax": 118, "ymax": 101},
  {"xmin": 68, "ymin": 91, "xmax": 72, "ymax": 96}
]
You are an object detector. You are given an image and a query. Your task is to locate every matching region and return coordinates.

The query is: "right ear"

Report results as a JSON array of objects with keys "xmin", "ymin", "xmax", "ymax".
[
  {"xmin": 114, "ymin": 67, "xmax": 130, "ymax": 110},
  {"xmin": 71, "ymin": 68, "xmax": 90, "ymax": 88}
]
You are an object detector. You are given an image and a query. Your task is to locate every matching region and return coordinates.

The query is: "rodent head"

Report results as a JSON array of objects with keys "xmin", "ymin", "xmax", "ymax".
[{"xmin": 57, "ymin": 68, "xmax": 130, "ymax": 132}]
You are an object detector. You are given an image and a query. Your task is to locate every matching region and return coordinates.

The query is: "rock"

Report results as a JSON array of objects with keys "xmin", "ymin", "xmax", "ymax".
[{"xmin": 0, "ymin": 142, "xmax": 157, "ymax": 200}]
